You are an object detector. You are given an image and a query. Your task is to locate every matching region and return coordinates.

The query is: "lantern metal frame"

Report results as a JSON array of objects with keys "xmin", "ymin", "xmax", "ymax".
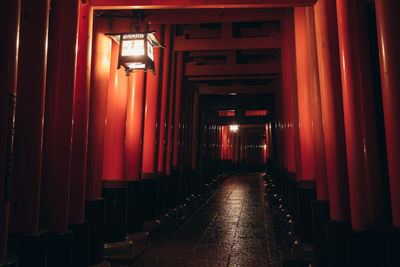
[{"xmin": 106, "ymin": 31, "xmax": 165, "ymax": 76}]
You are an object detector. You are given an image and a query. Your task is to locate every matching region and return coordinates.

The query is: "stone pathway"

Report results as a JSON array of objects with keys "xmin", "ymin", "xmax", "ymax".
[{"xmin": 132, "ymin": 173, "xmax": 282, "ymax": 267}]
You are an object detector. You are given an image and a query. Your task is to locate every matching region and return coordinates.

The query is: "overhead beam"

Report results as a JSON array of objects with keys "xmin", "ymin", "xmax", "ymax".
[
  {"xmin": 186, "ymin": 62, "xmax": 280, "ymax": 76},
  {"xmin": 174, "ymin": 36, "xmax": 281, "ymax": 51},
  {"xmin": 91, "ymin": 0, "xmax": 318, "ymax": 9},
  {"xmin": 198, "ymin": 84, "xmax": 277, "ymax": 95},
  {"xmin": 188, "ymin": 75, "xmax": 278, "ymax": 81},
  {"xmin": 108, "ymin": 9, "xmax": 286, "ymax": 25}
]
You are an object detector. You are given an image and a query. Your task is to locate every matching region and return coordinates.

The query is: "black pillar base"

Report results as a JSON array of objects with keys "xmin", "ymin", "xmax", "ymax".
[
  {"xmin": 102, "ymin": 180, "xmax": 128, "ymax": 243},
  {"xmin": 325, "ymin": 220, "xmax": 349, "ymax": 267},
  {"xmin": 8, "ymin": 230, "xmax": 48, "ymax": 267},
  {"xmin": 171, "ymin": 169, "xmax": 180, "ymax": 207},
  {"xmin": 68, "ymin": 221, "xmax": 90, "ymax": 267},
  {"xmin": 311, "ymin": 200, "xmax": 330, "ymax": 266},
  {"xmin": 141, "ymin": 173, "xmax": 159, "ymax": 221},
  {"xmin": 85, "ymin": 198, "xmax": 105, "ymax": 265},
  {"xmin": 347, "ymin": 229, "xmax": 386, "ymax": 267},
  {"xmin": 126, "ymin": 181, "xmax": 142, "ymax": 233},
  {"xmin": 386, "ymin": 227, "xmax": 400, "ymax": 267},
  {"xmin": 0, "ymin": 255, "xmax": 18, "ymax": 267},
  {"xmin": 296, "ymin": 180, "xmax": 316, "ymax": 243},
  {"xmin": 157, "ymin": 174, "xmax": 167, "ymax": 216},
  {"xmin": 47, "ymin": 231, "xmax": 73, "ymax": 267},
  {"xmin": 165, "ymin": 175, "xmax": 174, "ymax": 210}
]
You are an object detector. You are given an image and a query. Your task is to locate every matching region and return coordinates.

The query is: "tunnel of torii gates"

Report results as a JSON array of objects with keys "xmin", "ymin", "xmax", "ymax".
[{"xmin": 0, "ymin": 0, "xmax": 400, "ymax": 266}]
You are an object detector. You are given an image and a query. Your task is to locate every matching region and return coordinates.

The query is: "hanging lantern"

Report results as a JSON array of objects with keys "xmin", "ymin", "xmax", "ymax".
[{"xmin": 106, "ymin": 31, "xmax": 165, "ymax": 75}]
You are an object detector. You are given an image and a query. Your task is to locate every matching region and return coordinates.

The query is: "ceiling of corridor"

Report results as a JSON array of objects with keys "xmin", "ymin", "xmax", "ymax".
[{"xmin": 97, "ymin": 8, "xmax": 282, "ymax": 127}]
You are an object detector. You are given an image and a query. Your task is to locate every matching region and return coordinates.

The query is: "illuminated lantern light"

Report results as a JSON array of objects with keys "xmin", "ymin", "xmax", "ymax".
[
  {"xmin": 229, "ymin": 124, "xmax": 239, "ymax": 132},
  {"xmin": 106, "ymin": 31, "xmax": 164, "ymax": 75}
]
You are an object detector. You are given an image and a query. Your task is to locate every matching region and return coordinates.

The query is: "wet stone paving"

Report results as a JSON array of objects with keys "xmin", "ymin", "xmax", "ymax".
[{"xmin": 132, "ymin": 173, "xmax": 282, "ymax": 267}]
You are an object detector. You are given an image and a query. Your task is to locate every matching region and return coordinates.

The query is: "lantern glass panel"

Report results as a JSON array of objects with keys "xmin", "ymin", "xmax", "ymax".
[
  {"xmin": 121, "ymin": 39, "xmax": 145, "ymax": 56},
  {"xmin": 147, "ymin": 41, "xmax": 154, "ymax": 61}
]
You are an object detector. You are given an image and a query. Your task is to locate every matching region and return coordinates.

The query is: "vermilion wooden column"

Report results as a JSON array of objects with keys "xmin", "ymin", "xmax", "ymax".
[
  {"xmin": 375, "ymin": 0, "xmax": 400, "ymax": 227},
  {"xmin": 172, "ymin": 52, "xmax": 184, "ymax": 168},
  {"xmin": 165, "ymin": 52, "xmax": 176, "ymax": 175},
  {"xmin": 10, "ymin": 0, "xmax": 50, "ymax": 234},
  {"xmin": 102, "ymin": 42, "xmax": 128, "ymax": 180},
  {"xmin": 142, "ymin": 24, "xmax": 163, "ymax": 174},
  {"xmin": 294, "ymin": 7, "xmax": 316, "ymax": 182},
  {"xmin": 0, "ymin": 0, "xmax": 20, "ymax": 259},
  {"xmin": 86, "ymin": 17, "xmax": 112, "ymax": 199},
  {"xmin": 336, "ymin": 0, "xmax": 385, "ymax": 230},
  {"xmin": 157, "ymin": 25, "xmax": 172, "ymax": 173},
  {"xmin": 124, "ymin": 71, "xmax": 146, "ymax": 180},
  {"xmin": 314, "ymin": 0, "xmax": 350, "ymax": 222},
  {"xmin": 69, "ymin": 1, "xmax": 90, "ymax": 223},
  {"xmin": 234, "ymin": 132, "xmax": 240, "ymax": 164},
  {"xmin": 40, "ymin": 0, "xmax": 79, "ymax": 233},
  {"xmin": 305, "ymin": 7, "xmax": 328, "ymax": 200}
]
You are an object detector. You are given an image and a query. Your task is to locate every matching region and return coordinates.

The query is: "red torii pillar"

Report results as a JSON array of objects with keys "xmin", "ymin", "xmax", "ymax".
[
  {"xmin": 86, "ymin": 17, "xmax": 111, "ymax": 201},
  {"xmin": 165, "ymin": 50, "xmax": 177, "ymax": 177},
  {"xmin": 122, "ymin": 27, "xmax": 147, "ymax": 233},
  {"xmin": 306, "ymin": 7, "xmax": 328, "ymax": 201},
  {"xmin": 375, "ymin": 0, "xmax": 400, "ymax": 227},
  {"xmin": 172, "ymin": 52, "xmax": 184, "ymax": 170},
  {"xmin": 157, "ymin": 25, "xmax": 172, "ymax": 174},
  {"xmin": 314, "ymin": 0, "xmax": 351, "ymax": 265},
  {"xmin": 294, "ymin": 7, "xmax": 326, "ymax": 243},
  {"xmin": 125, "ymin": 70, "xmax": 146, "ymax": 181},
  {"xmin": 0, "ymin": 0, "xmax": 20, "ymax": 263},
  {"xmin": 8, "ymin": 0, "xmax": 49, "ymax": 265},
  {"xmin": 40, "ymin": 0, "xmax": 79, "ymax": 264},
  {"xmin": 336, "ymin": 0, "xmax": 387, "ymax": 264},
  {"xmin": 85, "ymin": 16, "xmax": 112, "ymax": 265},
  {"xmin": 375, "ymin": 1, "xmax": 400, "ymax": 264},
  {"xmin": 68, "ymin": 2, "xmax": 92, "ymax": 265},
  {"xmin": 102, "ymin": 41, "xmax": 128, "ymax": 180},
  {"xmin": 69, "ymin": 0, "xmax": 90, "ymax": 225},
  {"xmin": 294, "ymin": 7, "xmax": 315, "ymax": 183},
  {"xmin": 141, "ymin": 24, "xmax": 163, "ymax": 221}
]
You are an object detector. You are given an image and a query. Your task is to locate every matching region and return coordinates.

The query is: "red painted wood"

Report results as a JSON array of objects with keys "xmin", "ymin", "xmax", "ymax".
[
  {"xmin": 314, "ymin": 0, "xmax": 350, "ymax": 221},
  {"xmin": 90, "ymin": 0, "xmax": 317, "ymax": 8},
  {"xmin": 142, "ymin": 24, "xmax": 163, "ymax": 174},
  {"xmin": 165, "ymin": 52, "xmax": 176, "ymax": 175},
  {"xmin": 173, "ymin": 52, "xmax": 184, "ymax": 168},
  {"xmin": 157, "ymin": 25, "xmax": 172, "ymax": 173},
  {"xmin": 10, "ymin": 0, "xmax": 50, "ymax": 234},
  {"xmin": 102, "ymin": 42, "xmax": 128, "ymax": 179},
  {"xmin": 283, "ymin": 10, "xmax": 301, "ymax": 176},
  {"xmin": 69, "ymin": 1, "xmax": 90, "ymax": 223},
  {"xmin": 86, "ymin": 18, "xmax": 112, "ymax": 199},
  {"xmin": 109, "ymin": 9, "xmax": 284, "ymax": 25},
  {"xmin": 375, "ymin": 0, "xmax": 400, "ymax": 227},
  {"xmin": 294, "ymin": 7, "xmax": 315, "ymax": 181},
  {"xmin": 185, "ymin": 62, "xmax": 280, "ymax": 76},
  {"xmin": 124, "ymin": 70, "xmax": 146, "ymax": 180},
  {"xmin": 40, "ymin": 0, "xmax": 79, "ymax": 232},
  {"xmin": 305, "ymin": 7, "xmax": 328, "ymax": 201},
  {"xmin": 176, "ymin": 36, "xmax": 281, "ymax": 52},
  {"xmin": 336, "ymin": 0, "xmax": 385, "ymax": 230},
  {"xmin": 0, "ymin": 0, "xmax": 20, "ymax": 258}
]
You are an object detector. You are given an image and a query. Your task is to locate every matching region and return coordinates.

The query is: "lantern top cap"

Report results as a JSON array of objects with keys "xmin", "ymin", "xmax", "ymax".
[{"xmin": 106, "ymin": 31, "xmax": 165, "ymax": 48}]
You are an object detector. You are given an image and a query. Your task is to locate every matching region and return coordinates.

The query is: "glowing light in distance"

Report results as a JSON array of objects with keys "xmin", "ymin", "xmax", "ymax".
[{"xmin": 229, "ymin": 125, "xmax": 239, "ymax": 132}]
